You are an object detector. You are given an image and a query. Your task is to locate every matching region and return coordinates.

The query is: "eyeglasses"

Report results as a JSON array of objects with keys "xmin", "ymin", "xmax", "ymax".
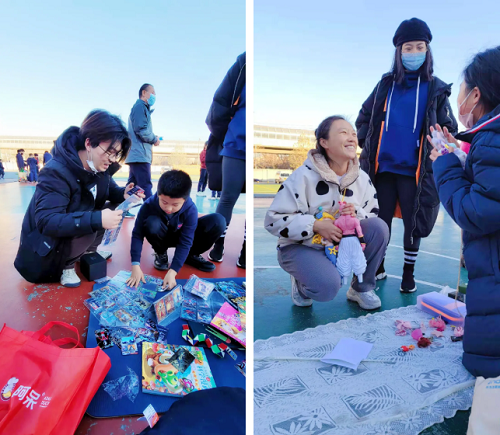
[{"xmin": 98, "ymin": 145, "xmax": 123, "ymax": 161}]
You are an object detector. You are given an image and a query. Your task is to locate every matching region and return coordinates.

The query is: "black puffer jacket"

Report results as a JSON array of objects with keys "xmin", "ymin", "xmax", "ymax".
[
  {"xmin": 14, "ymin": 127, "xmax": 126, "ymax": 283},
  {"xmin": 205, "ymin": 52, "xmax": 246, "ymax": 192},
  {"xmin": 356, "ymin": 73, "xmax": 458, "ymax": 240}
]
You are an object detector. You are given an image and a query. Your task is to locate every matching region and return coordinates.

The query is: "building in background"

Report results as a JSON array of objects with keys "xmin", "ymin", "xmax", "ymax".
[{"xmin": 0, "ymin": 136, "xmax": 206, "ymax": 172}]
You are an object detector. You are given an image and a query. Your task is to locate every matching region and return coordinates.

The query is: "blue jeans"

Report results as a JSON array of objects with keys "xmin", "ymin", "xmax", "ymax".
[{"xmin": 198, "ymin": 168, "xmax": 208, "ymax": 192}]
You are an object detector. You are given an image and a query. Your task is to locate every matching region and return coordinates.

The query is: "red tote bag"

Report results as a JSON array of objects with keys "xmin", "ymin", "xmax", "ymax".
[{"xmin": 0, "ymin": 321, "xmax": 111, "ymax": 435}]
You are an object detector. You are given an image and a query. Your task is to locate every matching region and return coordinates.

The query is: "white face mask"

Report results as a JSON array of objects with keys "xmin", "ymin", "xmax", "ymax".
[
  {"xmin": 458, "ymin": 88, "xmax": 478, "ymax": 130},
  {"xmin": 86, "ymin": 147, "xmax": 98, "ymax": 174}
]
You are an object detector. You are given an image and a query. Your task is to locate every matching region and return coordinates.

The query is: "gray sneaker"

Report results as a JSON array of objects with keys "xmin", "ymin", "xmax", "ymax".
[
  {"xmin": 347, "ymin": 287, "xmax": 381, "ymax": 310},
  {"xmin": 290, "ymin": 275, "xmax": 313, "ymax": 307}
]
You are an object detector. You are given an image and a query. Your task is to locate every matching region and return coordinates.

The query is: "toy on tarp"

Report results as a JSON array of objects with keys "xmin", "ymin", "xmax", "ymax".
[
  {"xmin": 417, "ymin": 292, "xmax": 466, "ymax": 327},
  {"xmin": 183, "ymin": 275, "xmax": 215, "ymax": 300},
  {"xmin": 236, "ymin": 360, "xmax": 246, "ymax": 377},
  {"xmin": 181, "ymin": 288, "xmax": 226, "ymax": 325},
  {"xmin": 142, "ymin": 342, "xmax": 216, "ymax": 397},
  {"xmin": 153, "ymin": 285, "xmax": 183, "ymax": 327},
  {"xmin": 334, "ymin": 201, "xmax": 367, "ymax": 285},
  {"xmin": 102, "ymin": 367, "xmax": 140, "ymax": 402},
  {"xmin": 312, "ymin": 206, "xmax": 339, "ymax": 265},
  {"xmin": 430, "ymin": 129, "xmax": 467, "ymax": 169},
  {"xmin": 181, "ymin": 324, "xmax": 237, "ymax": 359},
  {"xmin": 121, "ymin": 336, "xmax": 138, "ymax": 355},
  {"xmin": 210, "ymin": 302, "xmax": 246, "ymax": 347},
  {"xmin": 215, "ymin": 281, "xmax": 246, "ymax": 309}
]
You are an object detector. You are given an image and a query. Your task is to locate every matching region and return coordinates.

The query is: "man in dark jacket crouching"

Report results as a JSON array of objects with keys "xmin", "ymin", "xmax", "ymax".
[{"xmin": 14, "ymin": 109, "xmax": 142, "ymax": 287}]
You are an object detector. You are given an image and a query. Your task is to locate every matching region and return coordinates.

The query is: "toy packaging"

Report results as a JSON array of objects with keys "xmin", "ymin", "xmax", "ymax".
[
  {"xmin": 417, "ymin": 292, "xmax": 466, "ymax": 326},
  {"xmin": 215, "ymin": 281, "xmax": 246, "ymax": 309},
  {"xmin": 95, "ymin": 328, "xmax": 113, "ymax": 349},
  {"xmin": 142, "ymin": 342, "xmax": 216, "ymax": 397},
  {"xmin": 102, "ymin": 191, "xmax": 143, "ymax": 246},
  {"xmin": 183, "ymin": 275, "xmax": 215, "ymax": 300},
  {"xmin": 153, "ymin": 285, "xmax": 183, "ymax": 327},
  {"xmin": 180, "ymin": 288, "xmax": 227, "ymax": 325},
  {"xmin": 210, "ymin": 302, "xmax": 246, "ymax": 347},
  {"xmin": 121, "ymin": 336, "xmax": 138, "ymax": 355}
]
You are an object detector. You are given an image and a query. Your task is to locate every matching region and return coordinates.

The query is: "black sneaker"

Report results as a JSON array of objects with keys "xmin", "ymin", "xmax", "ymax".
[
  {"xmin": 208, "ymin": 238, "xmax": 224, "ymax": 262},
  {"xmin": 154, "ymin": 252, "xmax": 169, "ymax": 271},
  {"xmin": 185, "ymin": 254, "xmax": 216, "ymax": 272},
  {"xmin": 400, "ymin": 269, "xmax": 417, "ymax": 293},
  {"xmin": 376, "ymin": 260, "xmax": 387, "ymax": 280},
  {"xmin": 237, "ymin": 241, "xmax": 246, "ymax": 269}
]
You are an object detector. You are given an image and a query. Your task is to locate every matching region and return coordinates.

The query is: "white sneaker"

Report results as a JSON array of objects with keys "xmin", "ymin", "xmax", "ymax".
[
  {"xmin": 347, "ymin": 287, "xmax": 381, "ymax": 310},
  {"xmin": 376, "ymin": 272, "xmax": 387, "ymax": 281},
  {"xmin": 290, "ymin": 275, "xmax": 313, "ymax": 307},
  {"xmin": 97, "ymin": 250, "xmax": 112, "ymax": 260},
  {"xmin": 60, "ymin": 268, "xmax": 81, "ymax": 287},
  {"xmin": 209, "ymin": 197, "xmax": 217, "ymax": 201}
]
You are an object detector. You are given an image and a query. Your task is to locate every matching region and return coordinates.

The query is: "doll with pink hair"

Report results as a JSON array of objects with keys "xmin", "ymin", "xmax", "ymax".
[{"xmin": 334, "ymin": 201, "xmax": 367, "ymax": 285}]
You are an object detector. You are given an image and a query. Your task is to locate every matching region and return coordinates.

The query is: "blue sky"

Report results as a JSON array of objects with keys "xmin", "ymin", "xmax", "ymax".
[
  {"xmin": 255, "ymin": 0, "xmax": 498, "ymax": 131},
  {"xmin": 0, "ymin": 0, "xmax": 245, "ymax": 140}
]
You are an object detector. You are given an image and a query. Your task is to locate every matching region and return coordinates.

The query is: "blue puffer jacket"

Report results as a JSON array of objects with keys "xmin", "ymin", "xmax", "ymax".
[
  {"xmin": 125, "ymin": 99, "xmax": 156, "ymax": 164},
  {"xmin": 434, "ymin": 104, "xmax": 500, "ymax": 378}
]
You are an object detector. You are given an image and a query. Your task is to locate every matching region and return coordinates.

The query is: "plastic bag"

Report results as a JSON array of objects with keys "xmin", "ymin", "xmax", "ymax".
[
  {"xmin": 102, "ymin": 366, "xmax": 139, "ymax": 402},
  {"xmin": 102, "ymin": 194, "xmax": 143, "ymax": 246}
]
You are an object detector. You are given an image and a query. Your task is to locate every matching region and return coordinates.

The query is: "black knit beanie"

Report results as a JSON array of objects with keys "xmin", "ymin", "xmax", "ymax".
[{"xmin": 393, "ymin": 18, "xmax": 432, "ymax": 47}]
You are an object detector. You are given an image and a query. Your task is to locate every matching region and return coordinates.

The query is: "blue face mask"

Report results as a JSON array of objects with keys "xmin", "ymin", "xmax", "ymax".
[
  {"xmin": 148, "ymin": 93, "xmax": 156, "ymax": 106},
  {"xmin": 402, "ymin": 52, "xmax": 426, "ymax": 71}
]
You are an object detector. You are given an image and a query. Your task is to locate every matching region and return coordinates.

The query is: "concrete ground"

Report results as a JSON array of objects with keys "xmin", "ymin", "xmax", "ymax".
[{"xmin": 254, "ymin": 197, "xmax": 470, "ymax": 435}]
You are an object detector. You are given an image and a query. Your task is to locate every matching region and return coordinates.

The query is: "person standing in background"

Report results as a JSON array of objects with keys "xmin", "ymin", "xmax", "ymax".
[
  {"xmin": 197, "ymin": 142, "xmax": 208, "ymax": 196},
  {"xmin": 356, "ymin": 18, "xmax": 457, "ymax": 293},
  {"xmin": 0, "ymin": 159, "xmax": 5, "ymax": 179},
  {"xmin": 16, "ymin": 149, "xmax": 26, "ymax": 182},
  {"xmin": 125, "ymin": 83, "xmax": 160, "ymax": 202},
  {"xmin": 34, "ymin": 153, "xmax": 40, "ymax": 179},
  {"xmin": 43, "ymin": 150, "xmax": 52, "ymax": 166},
  {"xmin": 27, "ymin": 153, "xmax": 38, "ymax": 183},
  {"xmin": 206, "ymin": 52, "xmax": 246, "ymax": 269}
]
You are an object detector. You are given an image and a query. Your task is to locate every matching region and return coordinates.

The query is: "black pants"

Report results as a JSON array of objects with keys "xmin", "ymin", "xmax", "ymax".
[
  {"xmin": 216, "ymin": 156, "xmax": 245, "ymax": 227},
  {"xmin": 375, "ymin": 172, "xmax": 421, "ymax": 250},
  {"xmin": 127, "ymin": 162, "xmax": 153, "ymax": 199},
  {"xmin": 143, "ymin": 213, "xmax": 225, "ymax": 256}
]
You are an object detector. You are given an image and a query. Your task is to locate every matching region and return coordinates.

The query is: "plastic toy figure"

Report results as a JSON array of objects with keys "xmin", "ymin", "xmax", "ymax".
[
  {"xmin": 334, "ymin": 201, "xmax": 367, "ymax": 285},
  {"xmin": 313, "ymin": 207, "xmax": 339, "ymax": 265}
]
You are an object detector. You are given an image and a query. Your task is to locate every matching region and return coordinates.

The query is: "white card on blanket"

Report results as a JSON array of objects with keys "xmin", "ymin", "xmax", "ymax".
[{"xmin": 320, "ymin": 338, "xmax": 373, "ymax": 370}]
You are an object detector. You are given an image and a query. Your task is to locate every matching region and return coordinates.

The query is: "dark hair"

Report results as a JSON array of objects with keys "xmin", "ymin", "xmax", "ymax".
[
  {"xmin": 139, "ymin": 83, "xmax": 153, "ymax": 99},
  {"xmin": 315, "ymin": 115, "xmax": 347, "ymax": 159},
  {"xmin": 463, "ymin": 46, "xmax": 500, "ymax": 114},
  {"xmin": 78, "ymin": 109, "xmax": 131, "ymax": 163},
  {"xmin": 157, "ymin": 170, "xmax": 192, "ymax": 199},
  {"xmin": 391, "ymin": 45, "xmax": 434, "ymax": 85}
]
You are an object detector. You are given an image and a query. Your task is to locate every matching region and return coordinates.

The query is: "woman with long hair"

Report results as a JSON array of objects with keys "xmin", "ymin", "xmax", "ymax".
[{"xmin": 356, "ymin": 18, "xmax": 458, "ymax": 292}]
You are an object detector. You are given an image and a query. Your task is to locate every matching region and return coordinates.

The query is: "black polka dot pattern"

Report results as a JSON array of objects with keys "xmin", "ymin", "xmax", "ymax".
[
  {"xmin": 301, "ymin": 231, "xmax": 308, "ymax": 237},
  {"xmin": 295, "ymin": 193, "xmax": 299, "ymax": 199},
  {"xmin": 370, "ymin": 207, "xmax": 379, "ymax": 214},
  {"xmin": 270, "ymin": 223, "xmax": 273, "ymax": 227},
  {"xmin": 305, "ymin": 165, "xmax": 312, "ymax": 170},
  {"xmin": 316, "ymin": 181, "xmax": 329, "ymax": 195},
  {"xmin": 363, "ymin": 200, "xmax": 368, "ymax": 208},
  {"xmin": 280, "ymin": 228, "xmax": 289, "ymax": 238},
  {"xmin": 283, "ymin": 216, "xmax": 288, "ymax": 222},
  {"xmin": 278, "ymin": 185, "xmax": 284, "ymax": 192},
  {"xmin": 374, "ymin": 193, "xmax": 378, "ymax": 199},
  {"xmin": 344, "ymin": 188, "xmax": 354, "ymax": 197},
  {"xmin": 332, "ymin": 200, "xmax": 336, "ymax": 207}
]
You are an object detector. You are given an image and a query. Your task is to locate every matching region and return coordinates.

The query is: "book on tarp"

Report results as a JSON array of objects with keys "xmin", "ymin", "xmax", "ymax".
[
  {"xmin": 210, "ymin": 302, "xmax": 246, "ymax": 347},
  {"xmin": 142, "ymin": 342, "xmax": 216, "ymax": 397},
  {"xmin": 320, "ymin": 338, "xmax": 373, "ymax": 370}
]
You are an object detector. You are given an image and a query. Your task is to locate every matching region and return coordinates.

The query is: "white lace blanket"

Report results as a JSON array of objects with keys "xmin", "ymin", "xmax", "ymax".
[{"xmin": 254, "ymin": 305, "xmax": 474, "ymax": 435}]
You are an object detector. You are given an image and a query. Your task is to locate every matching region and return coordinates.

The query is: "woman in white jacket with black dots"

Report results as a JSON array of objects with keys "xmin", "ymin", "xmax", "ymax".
[{"xmin": 264, "ymin": 116, "xmax": 389, "ymax": 310}]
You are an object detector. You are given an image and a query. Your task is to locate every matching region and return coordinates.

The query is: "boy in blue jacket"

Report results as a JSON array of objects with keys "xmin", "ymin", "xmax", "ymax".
[{"xmin": 126, "ymin": 170, "xmax": 225, "ymax": 290}]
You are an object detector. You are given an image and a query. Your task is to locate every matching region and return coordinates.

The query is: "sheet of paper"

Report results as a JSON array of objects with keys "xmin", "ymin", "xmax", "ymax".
[{"xmin": 320, "ymin": 338, "xmax": 373, "ymax": 370}]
